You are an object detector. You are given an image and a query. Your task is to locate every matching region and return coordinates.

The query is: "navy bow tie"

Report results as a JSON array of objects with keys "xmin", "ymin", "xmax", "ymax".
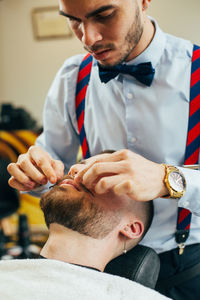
[{"xmin": 98, "ymin": 62, "xmax": 155, "ymax": 86}]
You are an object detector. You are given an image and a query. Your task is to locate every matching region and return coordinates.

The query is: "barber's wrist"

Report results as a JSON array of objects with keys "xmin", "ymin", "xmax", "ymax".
[
  {"xmin": 159, "ymin": 163, "xmax": 169, "ymax": 197},
  {"xmin": 161, "ymin": 164, "xmax": 186, "ymax": 199}
]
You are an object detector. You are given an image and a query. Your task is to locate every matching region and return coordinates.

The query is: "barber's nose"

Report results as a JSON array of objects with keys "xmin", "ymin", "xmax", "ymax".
[{"xmin": 81, "ymin": 23, "xmax": 102, "ymax": 47}]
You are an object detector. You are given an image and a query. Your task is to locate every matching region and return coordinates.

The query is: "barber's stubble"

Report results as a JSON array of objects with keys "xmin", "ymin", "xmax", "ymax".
[
  {"xmin": 84, "ymin": 2, "xmax": 144, "ymax": 67},
  {"xmin": 59, "ymin": 0, "xmax": 147, "ymax": 67}
]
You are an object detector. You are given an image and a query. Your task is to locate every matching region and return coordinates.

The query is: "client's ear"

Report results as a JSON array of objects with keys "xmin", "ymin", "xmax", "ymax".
[{"xmin": 120, "ymin": 220, "xmax": 144, "ymax": 240}]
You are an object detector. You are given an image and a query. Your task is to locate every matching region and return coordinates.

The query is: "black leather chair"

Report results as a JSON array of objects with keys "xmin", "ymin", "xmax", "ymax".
[
  {"xmin": 105, "ymin": 244, "xmax": 160, "ymax": 289},
  {"xmin": 0, "ymin": 158, "xmax": 19, "ymax": 219}
]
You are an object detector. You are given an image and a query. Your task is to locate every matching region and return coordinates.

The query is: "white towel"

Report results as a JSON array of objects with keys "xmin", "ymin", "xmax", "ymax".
[{"xmin": 0, "ymin": 259, "xmax": 171, "ymax": 300}]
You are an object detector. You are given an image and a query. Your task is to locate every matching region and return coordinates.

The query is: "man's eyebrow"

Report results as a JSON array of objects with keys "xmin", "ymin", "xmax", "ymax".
[
  {"xmin": 85, "ymin": 5, "xmax": 116, "ymax": 18},
  {"xmin": 59, "ymin": 5, "xmax": 115, "ymax": 21},
  {"xmin": 59, "ymin": 10, "xmax": 81, "ymax": 21}
]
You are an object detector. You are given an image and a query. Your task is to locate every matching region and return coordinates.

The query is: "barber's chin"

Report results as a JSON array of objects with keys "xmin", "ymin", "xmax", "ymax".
[
  {"xmin": 92, "ymin": 49, "xmax": 112, "ymax": 61},
  {"xmin": 94, "ymin": 52, "xmax": 121, "ymax": 68},
  {"xmin": 97, "ymin": 57, "xmax": 121, "ymax": 68}
]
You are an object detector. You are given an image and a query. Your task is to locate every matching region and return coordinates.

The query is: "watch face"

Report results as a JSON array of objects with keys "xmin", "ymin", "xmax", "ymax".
[{"xmin": 168, "ymin": 171, "xmax": 184, "ymax": 192}]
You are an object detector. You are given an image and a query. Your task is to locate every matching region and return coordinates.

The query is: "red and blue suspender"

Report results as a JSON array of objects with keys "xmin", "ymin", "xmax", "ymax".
[
  {"xmin": 75, "ymin": 46, "xmax": 200, "ymax": 250},
  {"xmin": 75, "ymin": 53, "xmax": 93, "ymax": 159},
  {"xmin": 175, "ymin": 45, "xmax": 200, "ymax": 253}
]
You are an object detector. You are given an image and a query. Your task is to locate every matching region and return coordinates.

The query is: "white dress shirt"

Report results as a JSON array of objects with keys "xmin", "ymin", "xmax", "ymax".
[{"xmin": 36, "ymin": 19, "xmax": 200, "ymax": 253}]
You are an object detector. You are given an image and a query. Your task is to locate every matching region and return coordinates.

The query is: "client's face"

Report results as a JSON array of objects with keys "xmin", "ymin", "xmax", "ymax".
[{"xmin": 40, "ymin": 175, "xmax": 123, "ymax": 239}]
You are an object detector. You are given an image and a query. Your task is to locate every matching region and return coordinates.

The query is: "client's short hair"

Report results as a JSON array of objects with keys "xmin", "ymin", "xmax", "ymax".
[
  {"xmin": 40, "ymin": 184, "xmax": 153, "ymax": 241},
  {"xmin": 40, "ymin": 150, "xmax": 153, "ymax": 241},
  {"xmin": 134, "ymin": 201, "xmax": 154, "ymax": 239},
  {"xmin": 40, "ymin": 185, "xmax": 122, "ymax": 239}
]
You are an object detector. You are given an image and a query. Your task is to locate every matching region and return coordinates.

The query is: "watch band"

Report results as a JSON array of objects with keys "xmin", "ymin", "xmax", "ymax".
[{"xmin": 162, "ymin": 164, "xmax": 186, "ymax": 199}]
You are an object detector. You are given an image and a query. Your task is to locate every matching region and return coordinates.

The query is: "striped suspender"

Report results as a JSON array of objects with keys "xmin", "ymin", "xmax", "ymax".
[
  {"xmin": 75, "ymin": 53, "xmax": 93, "ymax": 159},
  {"xmin": 185, "ymin": 45, "xmax": 200, "ymax": 164},
  {"xmin": 175, "ymin": 45, "xmax": 200, "ymax": 254},
  {"xmin": 75, "ymin": 48, "xmax": 200, "ymax": 251}
]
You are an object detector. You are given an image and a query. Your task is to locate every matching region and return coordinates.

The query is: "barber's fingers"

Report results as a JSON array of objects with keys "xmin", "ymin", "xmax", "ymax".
[
  {"xmin": 7, "ymin": 145, "xmax": 65, "ymax": 191},
  {"xmin": 51, "ymin": 159, "xmax": 64, "ymax": 182},
  {"xmin": 27, "ymin": 146, "xmax": 64, "ymax": 184},
  {"xmin": 8, "ymin": 176, "xmax": 39, "ymax": 191},
  {"xmin": 17, "ymin": 155, "xmax": 50, "ymax": 185},
  {"xmin": 94, "ymin": 174, "xmax": 125, "ymax": 194},
  {"xmin": 113, "ymin": 180, "xmax": 134, "ymax": 196},
  {"xmin": 79, "ymin": 161, "xmax": 127, "ymax": 189},
  {"xmin": 8, "ymin": 160, "xmax": 64, "ymax": 191},
  {"xmin": 89, "ymin": 150, "xmax": 134, "ymax": 163},
  {"xmin": 68, "ymin": 163, "xmax": 86, "ymax": 177},
  {"xmin": 28, "ymin": 147, "xmax": 59, "ymax": 184},
  {"xmin": 73, "ymin": 160, "xmax": 98, "ymax": 183},
  {"xmin": 70, "ymin": 150, "xmax": 124, "ymax": 173},
  {"xmin": 69, "ymin": 152, "xmax": 115, "ymax": 177},
  {"xmin": 85, "ymin": 150, "xmax": 132, "ymax": 163},
  {"xmin": 73, "ymin": 150, "xmax": 135, "ymax": 179},
  {"xmin": 7, "ymin": 163, "xmax": 38, "ymax": 189},
  {"xmin": 89, "ymin": 174, "xmax": 135, "ymax": 197}
]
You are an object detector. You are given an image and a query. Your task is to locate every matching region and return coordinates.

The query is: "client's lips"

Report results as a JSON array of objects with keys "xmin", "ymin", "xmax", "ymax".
[{"xmin": 59, "ymin": 179, "xmax": 80, "ymax": 191}]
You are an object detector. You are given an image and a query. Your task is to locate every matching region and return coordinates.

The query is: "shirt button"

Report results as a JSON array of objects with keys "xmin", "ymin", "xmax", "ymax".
[
  {"xmin": 127, "ymin": 93, "xmax": 133, "ymax": 99},
  {"xmin": 132, "ymin": 137, "xmax": 137, "ymax": 143}
]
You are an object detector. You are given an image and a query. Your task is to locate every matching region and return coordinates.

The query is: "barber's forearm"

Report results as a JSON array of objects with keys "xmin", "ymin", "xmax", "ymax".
[{"xmin": 177, "ymin": 167, "xmax": 200, "ymax": 216}]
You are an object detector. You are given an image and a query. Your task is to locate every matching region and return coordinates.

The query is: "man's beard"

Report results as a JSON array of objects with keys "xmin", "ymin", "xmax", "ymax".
[
  {"xmin": 84, "ymin": 4, "xmax": 143, "ymax": 67},
  {"xmin": 40, "ymin": 186, "xmax": 122, "ymax": 239}
]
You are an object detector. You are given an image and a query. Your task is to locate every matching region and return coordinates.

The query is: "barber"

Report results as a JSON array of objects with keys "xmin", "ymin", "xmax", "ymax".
[{"xmin": 7, "ymin": 0, "xmax": 200, "ymax": 299}]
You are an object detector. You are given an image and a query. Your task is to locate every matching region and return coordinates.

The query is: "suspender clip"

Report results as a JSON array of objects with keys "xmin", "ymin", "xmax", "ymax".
[
  {"xmin": 178, "ymin": 243, "xmax": 185, "ymax": 255},
  {"xmin": 175, "ymin": 230, "xmax": 189, "ymax": 255}
]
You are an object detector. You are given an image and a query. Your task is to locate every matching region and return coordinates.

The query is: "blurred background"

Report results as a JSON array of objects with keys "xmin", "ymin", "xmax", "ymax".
[{"xmin": 0, "ymin": 0, "xmax": 200, "ymax": 259}]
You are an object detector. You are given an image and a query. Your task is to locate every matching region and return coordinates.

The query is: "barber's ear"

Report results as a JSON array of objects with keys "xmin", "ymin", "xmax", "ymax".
[
  {"xmin": 120, "ymin": 221, "xmax": 144, "ymax": 240},
  {"xmin": 142, "ymin": 0, "xmax": 151, "ymax": 11}
]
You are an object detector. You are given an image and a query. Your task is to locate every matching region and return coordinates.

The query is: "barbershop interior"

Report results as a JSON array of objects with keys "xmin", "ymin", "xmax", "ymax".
[{"xmin": 0, "ymin": 0, "xmax": 200, "ymax": 299}]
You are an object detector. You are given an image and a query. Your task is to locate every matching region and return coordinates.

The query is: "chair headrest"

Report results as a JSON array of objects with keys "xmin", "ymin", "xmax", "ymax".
[{"xmin": 105, "ymin": 244, "xmax": 160, "ymax": 289}]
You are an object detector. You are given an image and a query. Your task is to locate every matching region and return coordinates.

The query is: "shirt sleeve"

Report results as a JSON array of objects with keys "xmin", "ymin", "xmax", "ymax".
[
  {"xmin": 177, "ymin": 166, "xmax": 200, "ymax": 216},
  {"xmin": 30, "ymin": 55, "xmax": 85, "ymax": 197}
]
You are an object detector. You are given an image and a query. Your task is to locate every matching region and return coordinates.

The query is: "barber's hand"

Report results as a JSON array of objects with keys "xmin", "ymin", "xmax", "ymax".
[
  {"xmin": 69, "ymin": 152, "xmax": 113, "ymax": 177},
  {"xmin": 70, "ymin": 150, "xmax": 168, "ymax": 202},
  {"xmin": 7, "ymin": 146, "xmax": 64, "ymax": 191}
]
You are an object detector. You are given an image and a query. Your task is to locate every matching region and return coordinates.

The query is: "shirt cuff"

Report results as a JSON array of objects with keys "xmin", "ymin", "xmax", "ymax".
[
  {"xmin": 177, "ymin": 167, "xmax": 200, "ymax": 216},
  {"xmin": 20, "ymin": 182, "xmax": 51, "ymax": 198}
]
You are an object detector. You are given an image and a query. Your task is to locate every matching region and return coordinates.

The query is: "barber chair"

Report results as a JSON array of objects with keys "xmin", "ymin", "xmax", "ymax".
[
  {"xmin": 0, "ymin": 158, "xmax": 19, "ymax": 220},
  {"xmin": 105, "ymin": 244, "xmax": 160, "ymax": 289},
  {"xmin": 0, "ymin": 158, "xmax": 20, "ymax": 258}
]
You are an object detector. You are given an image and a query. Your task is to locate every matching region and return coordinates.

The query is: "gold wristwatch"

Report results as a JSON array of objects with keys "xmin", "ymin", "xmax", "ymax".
[{"xmin": 162, "ymin": 164, "xmax": 186, "ymax": 199}]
